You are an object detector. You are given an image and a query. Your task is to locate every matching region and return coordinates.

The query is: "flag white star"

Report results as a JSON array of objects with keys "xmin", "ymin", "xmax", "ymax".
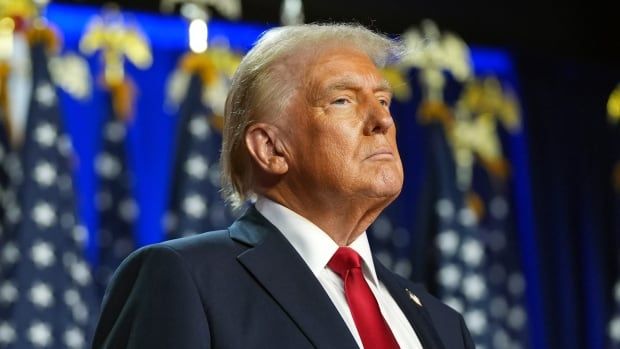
[
  {"xmin": 118, "ymin": 198, "xmax": 139, "ymax": 222},
  {"xmin": 442, "ymin": 296, "xmax": 464, "ymax": 313},
  {"xmin": 61, "ymin": 212, "xmax": 76, "ymax": 229},
  {"xmin": 508, "ymin": 306, "xmax": 526, "ymax": 330},
  {"xmin": 5, "ymin": 153, "xmax": 22, "ymax": 180},
  {"xmin": 610, "ymin": 316, "xmax": 620, "ymax": 342},
  {"xmin": 375, "ymin": 250, "xmax": 393, "ymax": 269},
  {"xmin": 189, "ymin": 115, "xmax": 210, "ymax": 139},
  {"xmin": 464, "ymin": 309, "xmax": 488, "ymax": 335},
  {"xmin": 208, "ymin": 163, "xmax": 221, "ymax": 186},
  {"xmin": 438, "ymin": 264, "xmax": 461, "ymax": 289},
  {"xmin": 33, "ymin": 162, "xmax": 57, "ymax": 187},
  {"xmin": 1, "ymin": 242, "xmax": 20, "ymax": 264},
  {"xmin": 28, "ymin": 321, "xmax": 52, "ymax": 347},
  {"xmin": 183, "ymin": 194, "xmax": 207, "ymax": 218},
  {"xmin": 72, "ymin": 225, "xmax": 88, "ymax": 245},
  {"xmin": 490, "ymin": 296, "xmax": 509, "ymax": 318},
  {"xmin": 111, "ymin": 237, "xmax": 133, "ymax": 259},
  {"xmin": 64, "ymin": 327, "xmax": 85, "ymax": 348},
  {"xmin": 63, "ymin": 252, "xmax": 77, "ymax": 268},
  {"xmin": 185, "ymin": 155, "xmax": 209, "ymax": 179},
  {"xmin": 64, "ymin": 289, "xmax": 81, "ymax": 307},
  {"xmin": 436, "ymin": 229, "xmax": 459, "ymax": 255},
  {"xmin": 163, "ymin": 211, "xmax": 178, "ymax": 231},
  {"xmin": 493, "ymin": 330, "xmax": 510, "ymax": 348},
  {"xmin": 391, "ymin": 227, "xmax": 410, "ymax": 248},
  {"xmin": 34, "ymin": 123, "xmax": 57, "ymax": 147},
  {"xmin": 0, "ymin": 282, "xmax": 18, "ymax": 304},
  {"xmin": 95, "ymin": 153, "xmax": 122, "ymax": 179},
  {"xmin": 72, "ymin": 301, "xmax": 89, "ymax": 324},
  {"xmin": 0, "ymin": 322, "xmax": 16, "ymax": 344},
  {"xmin": 31, "ymin": 241, "xmax": 56, "ymax": 268},
  {"xmin": 508, "ymin": 273, "xmax": 525, "ymax": 296},
  {"xmin": 58, "ymin": 174, "xmax": 73, "ymax": 192},
  {"xmin": 29, "ymin": 282, "xmax": 54, "ymax": 308},
  {"xmin": 105, "ymin": 121, "xmax": 126, "ymax": 142},
  {"xmin": 435, "ymin": 198, "xmax": 455, "ymax": 221},
  {"xmin": 393, "ymin": 258, "xmax": 412, "ymax": 278},
  {"xmin": 458, "ymin": 207, "xmax": 477, "ymax": 227},
  {"xmin": 462, "ymin": 273, "xmax": 486, "ymax": 300},
  {"xmin": 490, "ymin": 196, "xmax": 509, "ymax": 219},
  {"xmin": 460, "ymin": 238, "xmax": 484, "ymax": 266},
  {"xmin": 57, "ymin": 134, "xmax": 73, "ymax": 156},
  {"xmin": 32, "ymin": 202, "xmax": 57, "ymax": 227},
  {"xmin": 35, "ymin": 82, "xmax": 57, "ymax": 107},
  {"xmin": 70, "ymin": 261, "xmax": 92, "ymax": 286},
  {"xmin": 6, "ymin": 204, "xmax": 20, "ymax": 224},
  {"xmin": 370, "ymin": 215, "xmax": 392, "ymax": 240},
  {"xmin": 489, "ymin": 229, "xmax": 507, "ymax": 252},
  {"xmin": 96, "ymin": 190, "xmax": 113, "ymax": 211},
  {"xmin": 489, "ymin": 263, "xmax": 507, "ymax": 285}
]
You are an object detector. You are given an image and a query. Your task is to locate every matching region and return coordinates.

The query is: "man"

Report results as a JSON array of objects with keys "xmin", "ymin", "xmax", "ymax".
[{"xmin": 92, "ymin": 24, "xmax": 474, "ymax": 349}]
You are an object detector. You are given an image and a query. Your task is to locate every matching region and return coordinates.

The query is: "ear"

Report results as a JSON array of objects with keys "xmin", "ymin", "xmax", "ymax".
[{"xmin": 245, "ymin": 123, "xmax": 289, "ymax": 175}]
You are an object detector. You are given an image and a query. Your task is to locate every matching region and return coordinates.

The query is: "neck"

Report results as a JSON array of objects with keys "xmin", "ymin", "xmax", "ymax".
[{"xmin": 263, "ymin": 189, "xmax": 389, "ymax": 246}]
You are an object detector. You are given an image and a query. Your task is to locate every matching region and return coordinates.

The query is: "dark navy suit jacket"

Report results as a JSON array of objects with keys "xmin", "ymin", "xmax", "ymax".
[{"xmin": 92, "ymin": 206, "xmax": 474, "ymax": 348}]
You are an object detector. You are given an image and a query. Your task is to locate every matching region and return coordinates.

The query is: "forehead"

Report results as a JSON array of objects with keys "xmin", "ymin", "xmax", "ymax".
[{"xmin": 297, "ymin": 46, "xmax": 388, "ymax": 95}]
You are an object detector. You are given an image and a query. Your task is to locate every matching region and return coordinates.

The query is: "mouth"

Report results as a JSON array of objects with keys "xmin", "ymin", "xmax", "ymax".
[{"xmin": 365, "ymin": 148, "xmax": 394, "ymax": 160}]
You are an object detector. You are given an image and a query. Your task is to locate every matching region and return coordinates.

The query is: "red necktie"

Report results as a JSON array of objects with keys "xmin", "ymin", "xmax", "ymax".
[{"xmin": 328, "ymin": 247, "xmax": 400, "ymax": 349}]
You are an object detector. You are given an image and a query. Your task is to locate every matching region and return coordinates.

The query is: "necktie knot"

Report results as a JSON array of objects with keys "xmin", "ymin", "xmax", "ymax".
[{"xmin": 328, "ymin": 247, "xmax": 362, "ymax": 279}]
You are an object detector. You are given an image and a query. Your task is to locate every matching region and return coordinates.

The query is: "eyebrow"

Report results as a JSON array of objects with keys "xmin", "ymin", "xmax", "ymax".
[{"xmin": 323, "ymin": 77, "xmax": 393, "ymax": 94}]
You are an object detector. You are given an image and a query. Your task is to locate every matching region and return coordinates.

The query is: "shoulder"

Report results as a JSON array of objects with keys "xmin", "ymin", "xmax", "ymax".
[
  {"xmin": 107, "ymin": 229, "xmax": 241, "ymax": 293},
  {"xmin": 94, "ymin": 234, "xmax": 225, "ymax": 349},
  {"xmin": 122, "ymin": 229, "xmax": 237, "ymax": 267}
]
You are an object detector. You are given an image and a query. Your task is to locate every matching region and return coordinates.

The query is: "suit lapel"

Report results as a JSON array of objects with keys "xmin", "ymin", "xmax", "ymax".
[
  {"xmin": 230, "ymin": 207, "xmax": 359, "ymax": 349},
  {"xmin": 375, "ymin": 261, "xmax": 447, "ymax": 349}
]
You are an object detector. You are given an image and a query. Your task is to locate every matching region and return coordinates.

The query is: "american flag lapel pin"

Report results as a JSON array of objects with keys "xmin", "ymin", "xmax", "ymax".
[{"xmin": 405, "ymin": 288, "xmax": 422, "ymax": 307}]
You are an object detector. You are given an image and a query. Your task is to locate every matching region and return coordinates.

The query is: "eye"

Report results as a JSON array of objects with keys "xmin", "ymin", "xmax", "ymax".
[
  {"xmin": 332, "ymin": 97, "xmax": 350, "ymax": 105},
  {"xmin": 378, "ymin": 97, "xmax": 391, "ymax": 107}
]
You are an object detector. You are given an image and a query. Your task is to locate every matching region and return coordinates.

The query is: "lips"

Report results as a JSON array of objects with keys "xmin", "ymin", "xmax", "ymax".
[{"xmin": 366, "ymin": 148, "xmax": 394, "ymax": 160}]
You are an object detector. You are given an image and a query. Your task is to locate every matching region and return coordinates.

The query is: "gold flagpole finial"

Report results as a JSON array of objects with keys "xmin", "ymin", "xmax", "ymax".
[
  {"xmin": 163, "ymin": 0, "xmax": 242, "ymax": 133},
  {"xmin": 79, "ymin": 5, "xmax": 152, "ymax": 119},
  {"xmin": 79, "ymin": 5, "xmax": 152, "ymax": 86}
]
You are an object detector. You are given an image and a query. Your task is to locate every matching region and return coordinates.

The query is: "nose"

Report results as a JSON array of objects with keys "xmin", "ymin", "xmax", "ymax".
[{"xmin": 364, "ymin": 100, "xmax": 394, "ymax": 135}]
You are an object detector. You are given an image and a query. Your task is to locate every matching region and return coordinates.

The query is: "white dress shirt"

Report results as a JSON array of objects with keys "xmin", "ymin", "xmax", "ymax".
[{"xmin": 255, "ymin": 197, "xmax": 423, "ymax": 349}]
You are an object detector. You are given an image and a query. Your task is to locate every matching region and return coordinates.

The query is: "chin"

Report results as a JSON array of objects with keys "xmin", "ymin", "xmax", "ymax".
[
  {"xmin": 376, "ymin": 168, "xmax": 404, "ymax": 198},
  {"xmin": 365, "ymin": 182, "xmax": 403, "ymax": 202}
]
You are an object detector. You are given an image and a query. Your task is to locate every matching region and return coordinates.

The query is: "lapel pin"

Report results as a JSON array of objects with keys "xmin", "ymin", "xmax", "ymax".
[{"xmin": 405, "ymin": 288, "xmax": 423, "ymax": 307}]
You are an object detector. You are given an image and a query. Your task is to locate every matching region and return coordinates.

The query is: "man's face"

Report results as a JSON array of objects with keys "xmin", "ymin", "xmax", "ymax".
[{"xmin": 280, "ymin": 46, "xmax": 404, "ymax": 206}]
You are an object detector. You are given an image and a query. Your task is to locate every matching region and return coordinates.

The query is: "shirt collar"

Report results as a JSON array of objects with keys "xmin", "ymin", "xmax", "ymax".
[{"xmin": 255, "ymin": 196, "xmax": 380, "ymax": 287}]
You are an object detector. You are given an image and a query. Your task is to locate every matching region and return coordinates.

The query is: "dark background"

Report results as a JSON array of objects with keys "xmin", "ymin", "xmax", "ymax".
[{"xmin": 56, "ymin": 0, "xmax": 619, "ymax": 64}]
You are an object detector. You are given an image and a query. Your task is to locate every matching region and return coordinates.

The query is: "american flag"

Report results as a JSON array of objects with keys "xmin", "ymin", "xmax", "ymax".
[
  {"xmin": 0, "ymin": 42, "xmax": 98, "ymax": 348},
  {"xmin": 92, "ymin": 94, "xmax": 136, "ymax": 298},
  {"xmin": 423, "ymin": 122, "xmax": 529, "ymax": 349},
  {"xmin": 0, "ymin": 114, "xmax": 10, "ymax": 237},
  {"xmin": 165, "ymin": 72, "xmax": 236, "ymax": 240}
]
